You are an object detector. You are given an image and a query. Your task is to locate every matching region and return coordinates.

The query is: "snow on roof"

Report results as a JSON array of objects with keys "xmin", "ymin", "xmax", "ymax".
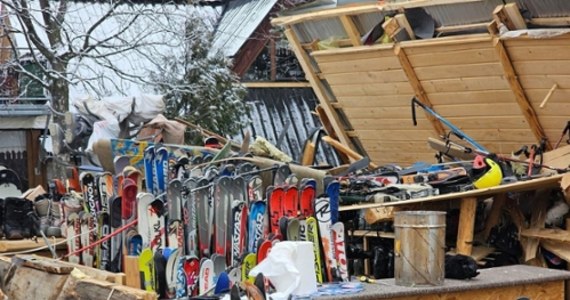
[
  {"xmin": 211, "ymin": 0, "xmax": 278, "ymax": 57},
  {"xmin": 5, "ymin": 2, "xmax": 220, "ymax": 100}
]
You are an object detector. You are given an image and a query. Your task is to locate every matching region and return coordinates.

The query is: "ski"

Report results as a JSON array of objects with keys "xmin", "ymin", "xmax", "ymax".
[
  {"xmin": 331, "ymin": 222, "xmax": 348, "ymax": 282},
  {"xmin": 306, "ymin": 216, "xmax": 324, "ymax": 284}
]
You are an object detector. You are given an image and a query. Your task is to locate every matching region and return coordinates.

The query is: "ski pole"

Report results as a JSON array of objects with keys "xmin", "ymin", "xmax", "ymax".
[
  {"xmin": 554, "ymin": 121, "xmax": 570, "ymax": 149},
  {"xmin": 411, "ymin": 97, "xmax": 488, "ymax": 152}
]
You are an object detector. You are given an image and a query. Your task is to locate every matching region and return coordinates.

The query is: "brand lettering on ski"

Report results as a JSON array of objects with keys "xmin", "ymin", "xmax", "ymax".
[
  {"xmin": 333, "ymin": 230, "xmax": 347, "ymax": 277},
  {"xmin": 232, "ymin": 207, "xmax": 242, "ymax": 262},
  {"xmin": 314, "ymin": 199, "xmax": 331, "ymax": 222},
  {"xmin": 253, "ymin": 213, "xmax": 264, "ymax": 250},
  {"xmin": 87, "ymin": 182, "xmax": 97, "ymax": 214},
  {"xmin": 299, "ymin": 222, "xmax": 307, "ymax": 241},
  {"xmin": 101, "ymin": 223, "xmax": 110, "ymax": 268}
]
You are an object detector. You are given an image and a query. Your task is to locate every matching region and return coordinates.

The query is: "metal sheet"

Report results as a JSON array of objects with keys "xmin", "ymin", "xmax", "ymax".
[{"xmin": 212, "ymin": 0, "xmax": 279, "ymax": 57}]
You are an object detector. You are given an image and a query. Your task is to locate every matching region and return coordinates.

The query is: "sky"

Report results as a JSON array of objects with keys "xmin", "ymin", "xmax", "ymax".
[{"xmin": 4, "ymin": 1, "xmax": 220, "ymax": 101}]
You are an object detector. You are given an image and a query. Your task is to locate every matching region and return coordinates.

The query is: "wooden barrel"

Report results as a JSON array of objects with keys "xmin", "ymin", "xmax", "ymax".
[{"xmin": 394, "ymin": 211, "xmax": 446, "ymax": 286}]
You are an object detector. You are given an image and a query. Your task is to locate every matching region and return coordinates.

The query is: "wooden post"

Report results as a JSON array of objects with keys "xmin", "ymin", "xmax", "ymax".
[
  {"xmin": 493, "ymin": 3, "xmax": 527, "ymax": 30},
  {"xmin": 283, "ymin": 27, "xmax": 356, "ymax": 156},
  {"xmin": 340, "ymin": 15, "xmax": 362, "ymax": 46},
  {"xmin": 492, "ymin": 38, "xmax": 552, "ymax": 150},
  {"xmin": 394, "ymin": 45, "xmax": 446, "ymax": 137},
  {"xmin": 456, "ymin": 197, "xmax": 477, "ymax": 255}
]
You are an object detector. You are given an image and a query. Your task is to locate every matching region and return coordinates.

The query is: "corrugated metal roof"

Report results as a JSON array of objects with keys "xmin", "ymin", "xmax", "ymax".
[
  {"xmin": 234, "ymin": 88, "xmax": 341, "ymax": 166},
  {"xmin": 212, "ymin": 0, "xmax": 278, "ymax": 57},
  {"xmin": 516, "ymin": 0, "xmax": 570, "ymax": 18}
]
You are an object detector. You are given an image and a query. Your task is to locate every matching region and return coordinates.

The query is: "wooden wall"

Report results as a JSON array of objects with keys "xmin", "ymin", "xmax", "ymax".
[{"xmin": 304, "ymin": 33, "xmax": 570, "ymax": 166}]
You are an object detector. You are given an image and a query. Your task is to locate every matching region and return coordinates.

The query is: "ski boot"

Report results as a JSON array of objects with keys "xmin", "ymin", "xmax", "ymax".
[{"xmin": 3, "ymin": 197, "xmax": 35, "ymax": 239}]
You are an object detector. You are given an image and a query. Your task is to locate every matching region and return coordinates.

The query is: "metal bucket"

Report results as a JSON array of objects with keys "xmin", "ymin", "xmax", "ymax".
[{"xmin": 394, "ymin": 211, "xmax": 446, "ymax": 286}]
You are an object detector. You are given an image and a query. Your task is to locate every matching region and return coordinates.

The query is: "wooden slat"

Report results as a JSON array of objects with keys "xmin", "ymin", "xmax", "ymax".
[
  {"xmin": 429, "ymin": 103, "xmax": 524, "ymax": 117},
  {"xmin": 428, "ymin": 90, "xmax": 516, "ymax": 104},
  {"xmin": 311, "ymin": 44, "xmax": 395, "ymax": 62},
  {"xmin": 283, "ymin": 27, "xmax": 355, "ymax": 153},
  {"xmin": 493, "ymin": 3, "xmax": 527, "ymax": 30},
  {"xmin": 407, "ymin": 48, "xmax": 497, "ymax": 67},
  {"xmin": 355, "ymin": 128, "xmax": 538, "ymax": 142},
  {"xmin": 519, "ymin": 75, "xmax": 570, "ymax": 89},
  {"xmin": 324, "ymin": 70, "xmax": 409, "ymax": 85},
  {"xmin": 351, "ymin": 116, "xmax": 530, "ymax": 130},
  {"xmin": 360, "ymin": 140, "xmax": 431, "ymax": 153},
  {"xmin": 367, "ymin": 150, "xmax": 436, "ymax": 164},
  {"xmin": 331, "ymin": 82, "xmax": 414, "ymax": 97},
  {"xmin": 422, "ymin": 77, "xmax": 510, "ymax": 93},
  {"xmin": 521, "ymin": 228, "xmax": 570, "ymax": 242},
  {"xmin": 343, "ymin": 107, "xmax": 426, "ymax": 119},
  {"xmin": 526, "ymin": 89, "xmax": 570, "ymax": 105},
  {"xmin": 401, "ymin": 35, "xmax": 492, "ymax": 54},
  {"xmin": 318, "ymin": 57, "xmax": 402, "ymax": 74},
  {"xmin": 271, "ymin": 3, "xmax": 379, "ymax": 26},
  {"xmin": 513, "ymin": 60, "xmax": 570, "ymax": 76},
  {"xmin": 414, "ymin": 63, "xmax": 503, "ymax": 81},
  {"xmin": 493, "ymin": 38, "xmax": 551, "ymax": 149},
  {"xmin": 340, "ymin": 15, "xmax": 362, "ymax": 46},
  {"xmin": 336, "ymin": 95, "xmax": 413, "ymax": 107},
  {"xmin": 504, "ymin": 36, "xmax": 570, "ymax": 48},
  {"xmin": 506, "ymin": 46, "xmax": 570, "ymax": 62}
]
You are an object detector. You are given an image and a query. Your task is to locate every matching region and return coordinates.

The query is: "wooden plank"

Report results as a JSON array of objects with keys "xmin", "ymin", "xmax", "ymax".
[
  {"xmin": 340, "ymin": 15, "xmax": 362, "ymax": 46},
  {"xmin": 493, "ymin": 38, "xmax": 551, "ymax": 149},
  {"xmin": 322, "ymin": 136, "xmax": 377, "ymax": 168},
  {"xmin": 493, "ymin": 3, "xmax": 527, "ymax": 30},
  {"xmin": 401, "ymin": 34, "xmax": 492, "ymax": 54},
  {"xmin": 363, "ymin": 206, "xmax": 396, "ymax": 224},
  {"xmin": 324, "ymin": 70, "xmax": 409, "ymax": 85},
  {"xmin": 368, "ymin": 151, "xmax": 436, "ymax": 165},
  {"xmin": 311, "ymin": 44, "xmax": 395, "ymax": 62},
  {"xmin": 351, "ymin": 229, "xmax": 395, "ymax": 239},
  {"xmin": 506, "ymin": 46, "xmax": 570, "ymax": 62},
  {"xmin": 428, "ymin": 90, "xmax": 516, "ymax": 104},
  {"xmin": 395, "ymin": 45, "xmax": 446, "ymax": 137},
  {"xmin": 331, "ymin": 82, "xmax": 414, "ymax": 97},
  {"xmin": 521, "ymin": 228, "xmax": 570, "ymax": 242},
  {"xmin": 504, "ymin": 36, "xmax": 570, "ymax": 48},
  {"xmin": 345, "ymin": 174, "xmax": 564, "ymax": 210},
  {"xmin": 349, "ymin": 117, "xmax": 431, "ymax": 130},
  {"xmin": 514, "ymin": 60, "xmax": 570, "ymax": 76},
  {"xmin": 336, "ymin": 94, "xmax": 413, "ymax": 107},
  {"xmin": 390, "ymin": 281, "xmax": 562, "ymax": 300},
  {"xmin": 318, "ymin": 57, "xmax": 402, "ymax": 74},
  {"xmin": 355, "ymin": 128, "xmax": 540, "ymax": 143},
  {"xmin": 4, "ymin": 264, "xmax": 69, "ymax": 299},
  {"xmin": 518, "ymin": 75, "xmax": 570, "ymax": 89},
  {"xmin": 283, "ymin": 27, "xmax": 355, "ymax": 153},
  {"xmin": 75, "ymin": 278, "xmax": 157, "ymax": 300},
  {"xmin": 526, "ymin": 90, "xmax": 570, "ymax": 105},
  {"xmin": 271, "ymin": 3, "xmax": 379, "ymax": 26},
  {"xmin": 456, "ymin": 197, "xmax": 477, "ymax": 255},
  {"xmin": 0, "ymin": 238, "xmax": 66, "ymax": 253},
  {"xmin": 529, "ymin": 17, "xmax": 570, "ymax": 27},
  {"xmin": 408, "ymin": 47, "xmax": 497, "ymax": 68},
  {"xmin": 428, "ymin": 103, "xmax": 524, "ymax": 117},
  {"xmin": 542, "ymin": 239, "xmax": 570, "ymax": 264},
  {"xmin": 360, "ymin": 140, "xmax": 431, "ymax": 153},
  {"xmin": 414, "ymin": 63, "xmax": 504, "ymax": 81},
  {"xmin": 124, "ymin": 256, "xmax": 141, "ymax": 289},
  {"xmin": 422, "ymin": 77, "xmax": 510, "ymax": 93},
  {"xmin": 17, "ymin": 256, "xmax": 74, "ymax": 274},
  {"xmin": 435, "ymin": 22, "xmax": 489, "ymax": 34},
  {"xmin": 241, "ymin": 82, "xmax": 312, "ymax": 88}
]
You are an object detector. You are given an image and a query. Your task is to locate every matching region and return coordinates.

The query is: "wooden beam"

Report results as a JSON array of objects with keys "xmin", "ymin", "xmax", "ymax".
[
  {"xmin": 394, "ymin": 44, "xmax": 446, "ymax": 137},
  {"xmin": 241, "ymin": 82, "xmax": 312, "ymax": 88},
  {"xmin": 456, "ymin": 197, "xmax": 477, "ymax": 256},
  {"xmin": 283, "ymin": 27, "xmax": 356, "ymax": 154},
  {"xmin": 339, "ymin": 15, "xmax": 362, "ymax": 46},
  {"xmin": 493, "ymin": 3, "xmax": 527, "ymax": 31},
  {"xmin": 530, "ymin": 17, "xmax": 570, "ymax": 27},
  {"xmin": 394, "ymin": 14, "xmax": 416, "ymax": 40},
  {"xmin": 482, "ymin": 193, "xmax": 506, "ymax": 240},
  {"xmin": 492, "ymin": 38, "xmax": 552, "ymax": 150}
]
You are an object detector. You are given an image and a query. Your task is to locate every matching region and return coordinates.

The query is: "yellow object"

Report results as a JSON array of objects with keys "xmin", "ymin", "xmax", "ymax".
[{"xmin": 473, "ymin": 158, "xmax": 503, "ymax": 189}]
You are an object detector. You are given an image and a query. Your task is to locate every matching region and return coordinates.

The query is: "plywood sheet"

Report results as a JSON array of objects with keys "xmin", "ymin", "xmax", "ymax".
[
  {"xmin": 414, "ymin": 62, "xmax": 504, "ymax": 80},
  {"xmin": 422, "ymin": 77, "xmax": 510, "ymax": 93}
]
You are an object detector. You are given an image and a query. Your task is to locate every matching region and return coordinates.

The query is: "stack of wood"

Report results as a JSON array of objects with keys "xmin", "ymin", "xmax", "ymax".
[{"xmin": 0, "ymin": 255, "xmax": 156, "ymax": 300}]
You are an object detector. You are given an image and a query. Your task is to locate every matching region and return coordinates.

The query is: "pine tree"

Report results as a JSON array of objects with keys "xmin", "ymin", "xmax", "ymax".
[{"xmin": 151, "ymin": 15, "xmax": 248, "ymax": 145}]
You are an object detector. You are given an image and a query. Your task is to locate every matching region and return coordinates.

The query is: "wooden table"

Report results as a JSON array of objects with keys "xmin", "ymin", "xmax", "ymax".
[
  {"xmin": 340, "ymin": 174, "xmax": 565, "ymax": 256},
  {"xmin": 316, "ymin": 265, "xmax": 570, "ymax": 300}
]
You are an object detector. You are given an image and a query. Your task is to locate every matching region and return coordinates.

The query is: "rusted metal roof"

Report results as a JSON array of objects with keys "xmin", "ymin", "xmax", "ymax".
[{"xmin": 235, "ymin": 87, "xmax": 341, "ymax": 166}]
